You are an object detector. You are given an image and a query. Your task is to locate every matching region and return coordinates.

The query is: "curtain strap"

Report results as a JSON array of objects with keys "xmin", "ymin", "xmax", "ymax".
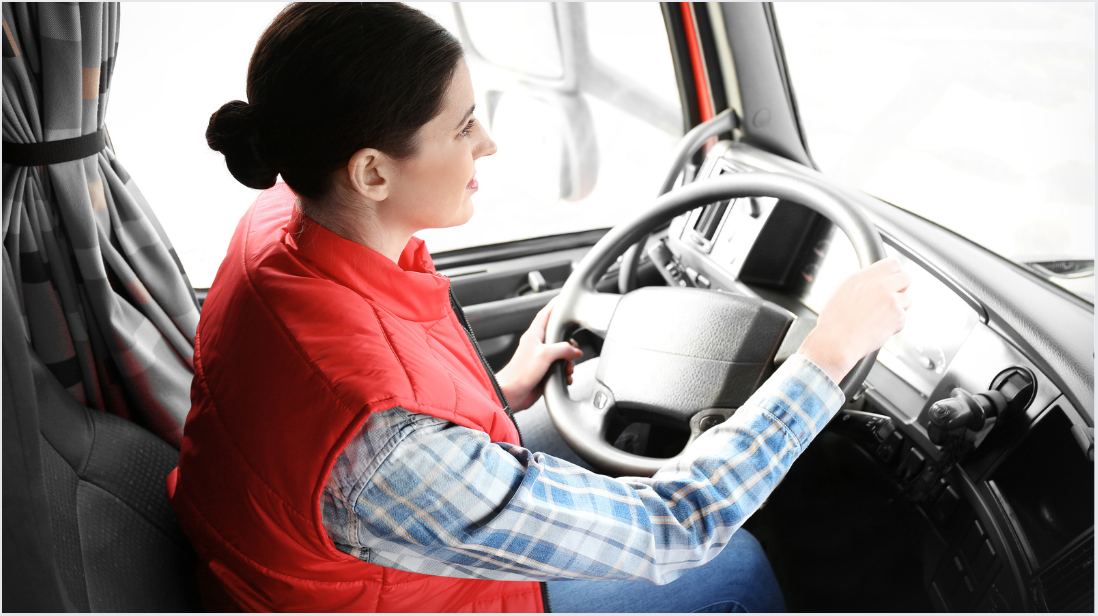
[{"xmin": 3, "ymin": 129, "xmax": 107, "ymax": 166}]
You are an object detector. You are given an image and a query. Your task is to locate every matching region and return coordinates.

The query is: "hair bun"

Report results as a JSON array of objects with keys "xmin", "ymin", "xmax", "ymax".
[{"xmin": 206, "ymin": 100, "xmax": 278, "ymax": 190}]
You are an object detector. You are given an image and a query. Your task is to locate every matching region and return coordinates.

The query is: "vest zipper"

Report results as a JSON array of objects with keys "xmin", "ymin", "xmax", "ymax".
[
  {"xmin": 449, "ymin": 290, "xmax": 551, "ymax": 613},
  {"xmin": 448, "ymin": 290, "xmax": 524, "ymax": 446}
]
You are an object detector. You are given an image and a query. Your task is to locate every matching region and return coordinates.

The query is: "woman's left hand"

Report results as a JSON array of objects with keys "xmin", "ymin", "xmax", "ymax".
[{"xmin": 496, "ymin": 297, "xmax": 583, "ymax": 412}]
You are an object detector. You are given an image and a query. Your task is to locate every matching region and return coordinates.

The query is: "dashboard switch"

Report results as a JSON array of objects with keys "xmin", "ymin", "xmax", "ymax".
[
  {"xmin": 931, "ymin": 485, "xmax": 961, "ymax": 524},
  {"xmin": 875, "ymin": 430, "xmax": 904, "ymax": 464},
  {"xmin": 960, "ymin": 521, "xmax": 986, "ymax": 561},
  {"xmin": 647, "ymin": 240, "xmax": 694, "ymax": 288},
  {"xmin": 971, "ymin": 539, "xmax": 997, "ymax": 584},
  {"xmin": 896, "ymin": 447, "xmax": 926, "ymax": 482}
]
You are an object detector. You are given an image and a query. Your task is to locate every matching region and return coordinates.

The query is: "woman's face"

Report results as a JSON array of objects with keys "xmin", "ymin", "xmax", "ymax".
[{"xmin": 385, "ymin": 58, "xmax": 496, "ymax": 233}]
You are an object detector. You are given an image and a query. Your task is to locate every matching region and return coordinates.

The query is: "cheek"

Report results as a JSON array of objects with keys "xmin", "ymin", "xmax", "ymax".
[
  {"xmin": 442, "ymin": 146, "xmax": 474, "ymax": 202},
  {"xmin": 403, "ymin": 146, "xmax": 473, "ymax": 225}
]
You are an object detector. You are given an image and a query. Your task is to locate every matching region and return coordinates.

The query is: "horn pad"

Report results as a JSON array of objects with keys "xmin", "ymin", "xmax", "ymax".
[{"xmin": 596, "ymin": 287, "xmax": 794, "ymax": 422}]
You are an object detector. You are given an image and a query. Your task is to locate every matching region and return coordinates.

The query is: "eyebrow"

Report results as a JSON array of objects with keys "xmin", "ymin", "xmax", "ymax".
[{"xmin": 455, "ymin": 104, "xmax": 476, "ymax": 130}]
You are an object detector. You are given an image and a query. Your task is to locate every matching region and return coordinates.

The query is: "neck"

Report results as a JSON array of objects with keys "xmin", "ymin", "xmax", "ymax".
[{"xmin": 301, "ymin": 199, "xmax": 411, "ymax": 265}]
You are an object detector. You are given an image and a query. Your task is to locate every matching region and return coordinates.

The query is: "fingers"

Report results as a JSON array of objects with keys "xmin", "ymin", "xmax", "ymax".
[
  {"xmin": 541, "ymin": 340, "xmax": 584, "ymax": 363},
  {"xmin": 534, "ymin": 296, "xmax": 558, "ymax": 323},
  {"xmin": 890, "ymin": 270, "xmax": 912, "ymax": 294},
  {"xmin": 527, "ymin": 297, "xmax": 560, "ymax": 342},
  {"xmin": 880, "ymin": 260, "xmax": 912, "ymax": 312},
  {"xmin": 871, "ymin": 257, "xmax": 903, "ymax": 274},
  {"xmin": 866, "ymin": 258, "xmax": 911, "ymax": 291},
  {"xmin": 889, "ymin": 269, "xmax": 913, "ymax": 295},
  {"xmin": 897, "ymin": 289, "xmax": 913, "ymax": 311}
]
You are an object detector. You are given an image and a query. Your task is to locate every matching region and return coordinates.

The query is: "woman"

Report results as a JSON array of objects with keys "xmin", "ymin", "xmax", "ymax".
[{"xmin": 168, "ymin": 3, "xmax": 911, "ymax": 612}]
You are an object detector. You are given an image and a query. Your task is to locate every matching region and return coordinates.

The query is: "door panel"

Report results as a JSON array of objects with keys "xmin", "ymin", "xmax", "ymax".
[
  {"xmin": 437, "ymin": 225, "xmax": 668, "ymax": 370},
  {"xmin": 440, "ymin": 242, "xmax": 618, "ymax": 370}
]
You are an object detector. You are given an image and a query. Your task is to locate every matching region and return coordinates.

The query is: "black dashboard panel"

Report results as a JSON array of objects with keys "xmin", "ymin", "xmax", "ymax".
[{"xmin": 666, "ymin": 140, "xmax": 1094, "ymax": 612}]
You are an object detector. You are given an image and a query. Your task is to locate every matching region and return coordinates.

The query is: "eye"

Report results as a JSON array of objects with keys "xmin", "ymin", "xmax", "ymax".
[{"xmin": 459, "ymin": 117, "xmax": 476, "ymax": 138}]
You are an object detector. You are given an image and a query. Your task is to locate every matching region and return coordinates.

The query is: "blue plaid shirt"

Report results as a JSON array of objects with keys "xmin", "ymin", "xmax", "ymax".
[{"xmin": 322, "ymin": 354, "xmax": 844, "ymax": 584}]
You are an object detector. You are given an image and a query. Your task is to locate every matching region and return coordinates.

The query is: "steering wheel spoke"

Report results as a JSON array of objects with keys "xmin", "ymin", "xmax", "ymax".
[
  {"xmin": 569, "ymin": 290, "xmax": 621, "ymax": 339},
  {"xmin": 686, "ymin": 408, "xmax": 737, "ymax": 446}
]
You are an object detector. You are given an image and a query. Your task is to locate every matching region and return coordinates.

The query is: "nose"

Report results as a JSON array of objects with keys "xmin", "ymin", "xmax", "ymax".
[{"xmin": 477, "ymin": 132, "xmax": 497, "ymax": 159}]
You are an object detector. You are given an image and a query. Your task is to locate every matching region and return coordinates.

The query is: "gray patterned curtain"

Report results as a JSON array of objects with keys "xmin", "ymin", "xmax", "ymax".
[{"xmin": 3, "ymin": 2, "xmax": 198, "ymax": 447}]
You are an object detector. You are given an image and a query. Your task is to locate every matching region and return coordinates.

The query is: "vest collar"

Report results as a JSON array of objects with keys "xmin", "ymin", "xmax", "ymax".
[{"xmin": 282, "ymin": 205, "xmax": 451, "ymax": 322}]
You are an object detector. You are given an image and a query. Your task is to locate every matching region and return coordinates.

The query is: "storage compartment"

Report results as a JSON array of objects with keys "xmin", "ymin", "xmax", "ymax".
[{"xmin": 989, "ymin": 405, "xmax": 1094, "ymax": 567}]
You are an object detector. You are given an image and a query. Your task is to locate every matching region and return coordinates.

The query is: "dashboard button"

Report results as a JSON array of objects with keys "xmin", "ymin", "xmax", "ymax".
[
  {"xmin": 896, "ymin": 446, "xmax": 926, "ymax": 482},
  {"xmin": 931, "ymin": 485, "xmax": 961, "ymax": 525},
  {"xmin": 961, "ymin": 521, "xmax": 986, "ymax": 561},
  {"xmin": 971, "ymin": 539, "xmax": 997, "ymax": 584},
  {"xmin": 593, "ymin": 391, "xmax": 608, "ymax": 410},
  {"xmin": 875, "ymin": 431, "xmax": 904, "ymax": 464}
]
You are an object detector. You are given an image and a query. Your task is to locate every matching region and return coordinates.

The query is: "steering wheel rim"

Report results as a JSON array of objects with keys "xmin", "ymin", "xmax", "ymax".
[{"xmin": 544, "ymin": 171, "xmax": 886, "ymax": 477}]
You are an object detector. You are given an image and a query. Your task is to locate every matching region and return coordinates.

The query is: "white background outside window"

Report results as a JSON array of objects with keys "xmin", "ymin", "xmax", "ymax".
[
  {"xmin": 110, "ymin": 2, "xmax": 682, "ymax": 288},
  {"xmin": 776, "ymin": 2, "xmax": 1095, "ymax": 300}
]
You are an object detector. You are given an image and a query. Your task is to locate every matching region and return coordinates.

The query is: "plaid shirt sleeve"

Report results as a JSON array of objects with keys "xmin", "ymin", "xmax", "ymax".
[{"xmin": 322, "ymin": 353, "xmax": 844, "ymax": 584}]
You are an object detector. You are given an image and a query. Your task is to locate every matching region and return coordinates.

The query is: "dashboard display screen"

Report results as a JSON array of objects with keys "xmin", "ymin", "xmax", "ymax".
[{"xmin": 801, "ymin": 233, "xmax": 980, "ymax": 398}]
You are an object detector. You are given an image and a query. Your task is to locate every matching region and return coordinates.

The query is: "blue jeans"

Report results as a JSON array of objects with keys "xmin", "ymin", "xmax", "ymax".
[
  {"xmin": 545, "ymin": 529, "xmax": 785, "ymax": 613},
  {"xmin": 516, "ymin": 396, "xmax": 787, "ymax": 613}
]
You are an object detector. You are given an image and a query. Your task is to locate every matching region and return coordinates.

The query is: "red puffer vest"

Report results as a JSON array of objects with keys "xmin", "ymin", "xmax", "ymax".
[{"xmin": 166, "ymin": 183, "xmax": 545, "ymax": 612}]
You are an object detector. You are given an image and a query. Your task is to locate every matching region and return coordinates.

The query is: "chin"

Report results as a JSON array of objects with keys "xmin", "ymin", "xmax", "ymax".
[{"xmin": 451, "ymin": 197, "xmax": 475, "ymax": 227}]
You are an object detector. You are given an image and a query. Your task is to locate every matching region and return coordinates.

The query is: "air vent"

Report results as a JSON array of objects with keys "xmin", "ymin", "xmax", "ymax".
[
  {"xmin": 692, "ymin": 199, "xmax": 731, "ymax": 241},
  {"xmin": 1038, "ymin": 531, "xmax": 1094, "ymax": 612}
]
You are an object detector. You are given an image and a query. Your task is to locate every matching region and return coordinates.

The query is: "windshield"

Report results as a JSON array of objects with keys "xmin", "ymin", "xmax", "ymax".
[{"xmin": 774, "ymin": 2, "xmax": 1095, "ymax": 302}]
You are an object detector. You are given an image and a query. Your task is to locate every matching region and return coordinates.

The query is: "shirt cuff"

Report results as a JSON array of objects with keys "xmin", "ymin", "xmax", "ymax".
[{"xmin": 740, "ymin": 353, "xmax": 846, "ymax": 451}]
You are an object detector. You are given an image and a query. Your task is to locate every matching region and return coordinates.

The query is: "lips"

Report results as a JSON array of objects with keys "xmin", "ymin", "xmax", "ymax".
[{"xmin": 466, "ymin": 175, "xmax": 478, "ymax": 190}]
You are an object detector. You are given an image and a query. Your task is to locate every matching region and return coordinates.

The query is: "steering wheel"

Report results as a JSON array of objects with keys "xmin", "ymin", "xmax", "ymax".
[{"xmin": 544, "ymin": 172, "xmax": 886, "ymax": 477}]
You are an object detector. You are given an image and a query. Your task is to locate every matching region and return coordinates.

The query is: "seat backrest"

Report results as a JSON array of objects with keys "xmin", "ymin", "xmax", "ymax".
[{"xmin": 26, "ymin": 353, "xmax": 202, "ymax": 612}]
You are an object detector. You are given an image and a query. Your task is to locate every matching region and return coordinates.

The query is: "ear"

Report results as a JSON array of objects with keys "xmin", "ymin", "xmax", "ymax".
[{"xmin": 345, "ymin": 148, "xmax": 391, "ymax": 201}]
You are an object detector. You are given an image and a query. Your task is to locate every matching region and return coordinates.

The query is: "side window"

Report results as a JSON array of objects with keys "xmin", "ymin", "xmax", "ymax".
[
  {"xmin": 109, "ymin": 2, "xmax": 683, "ymax": 288},
  {"xmin": 109, "ymin": 2, "xmax": 287, "ymax": 289},
  {"xmin": 407, "ymin": 2, "xmax": 683, "ymax": 254}
]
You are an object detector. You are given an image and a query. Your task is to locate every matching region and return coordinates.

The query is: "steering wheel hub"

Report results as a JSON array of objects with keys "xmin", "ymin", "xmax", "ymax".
[{"xmin": 597, "ymin": 286, "xmax": 794, "ymax": 421}]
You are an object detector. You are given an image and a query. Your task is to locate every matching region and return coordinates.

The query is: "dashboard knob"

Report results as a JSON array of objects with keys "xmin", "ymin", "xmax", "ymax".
[
  {"xmin": 929, "ymin": 398, "xmax": 967, "ymax": 430},
  {"xmin": 926, "ymin": 387, "xmax": 1008, "ymax": 444}
]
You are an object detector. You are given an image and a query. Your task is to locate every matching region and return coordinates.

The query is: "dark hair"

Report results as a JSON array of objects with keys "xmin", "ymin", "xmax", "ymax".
[{"xmin": 206, "ymin": 3, "xmax": 464, "ymax": 201}]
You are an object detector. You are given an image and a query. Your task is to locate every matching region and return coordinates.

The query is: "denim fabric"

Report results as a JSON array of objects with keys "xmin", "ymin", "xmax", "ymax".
[{"xmin": 546, "ymin": 528, "xmax": 785, "ymax": 612}]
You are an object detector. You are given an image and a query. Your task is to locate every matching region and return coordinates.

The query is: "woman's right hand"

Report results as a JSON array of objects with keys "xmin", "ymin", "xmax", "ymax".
[{"xmin": 798, "ymin": 257, "xmax": 913, "ymax": 385}]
